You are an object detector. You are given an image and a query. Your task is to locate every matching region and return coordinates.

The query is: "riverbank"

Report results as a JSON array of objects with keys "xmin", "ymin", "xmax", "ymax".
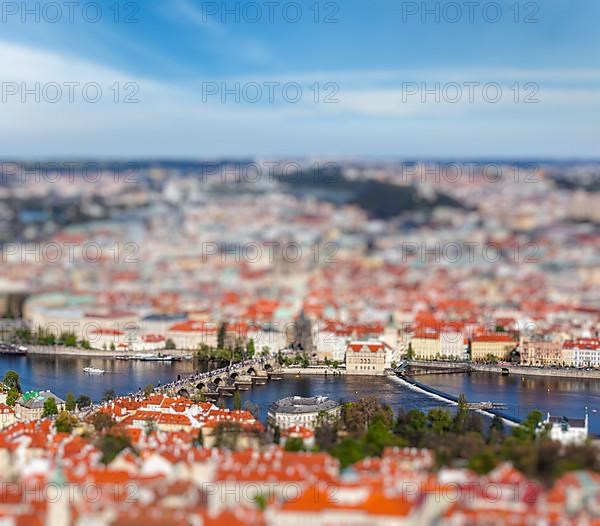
[
  {"xmin": 472, "ymin": 364, "xmax": 600, "ymax": 379},
  {"xmin": 24, "ymin": 345, "xmax": 193, "ymax": 358},
  {"xmin": 280, "ymin": 366, "xmax": 346, "ymax": 375},
  {"xmin": 409, "ymin": 360, "xmax": 600, "ymax": 380}
]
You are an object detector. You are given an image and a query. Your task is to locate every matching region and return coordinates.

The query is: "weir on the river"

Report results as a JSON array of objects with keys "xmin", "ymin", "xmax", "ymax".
[{"xmin": 393, "ymin": 374, "xmax": 522, "ymax": 428}]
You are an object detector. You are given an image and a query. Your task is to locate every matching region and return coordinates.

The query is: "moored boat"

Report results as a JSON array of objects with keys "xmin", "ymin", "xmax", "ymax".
[{"xmin": 83, "ymin": 367, "xmax": 105, "ymax": 375}]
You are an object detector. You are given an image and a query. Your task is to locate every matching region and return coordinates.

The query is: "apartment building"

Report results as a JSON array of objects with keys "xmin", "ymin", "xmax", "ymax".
[
  {"xmin": 471, "ymin": 334, "xmax": 517, "ymax": 361},
  {"xmin": 563, "ymin": 338, "xmax": 600, "ymax": 368},
  {"xmin": 521, "ymin": 340, "xmax": 564, "ymax": 366},
  {"xmin": 14, "ymin": 391, "xmax": 65, "ymax": 421},
  {"xmin": 411, "ymin": 328, "xmax": 465, "ymax": 360}
]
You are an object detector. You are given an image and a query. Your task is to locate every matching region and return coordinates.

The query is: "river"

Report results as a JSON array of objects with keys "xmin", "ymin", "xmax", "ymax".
[
  {"xmin": 0, "ymin": 354, "xmax": 447, "ymax": 419},
  {"xmin": 2, "ymin": 355, "xmax": 600, "ymax": 434},
  {"xmin": 417, "ymin": 371, "xmax": 600, "ymax": 433}
]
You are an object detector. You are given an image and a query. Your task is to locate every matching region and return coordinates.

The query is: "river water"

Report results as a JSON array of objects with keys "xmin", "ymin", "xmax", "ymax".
[
  {"xmin": 417, "ymin": 372, "xmax": 600, "ymax": 432},
  {"xmin": 2, "ymin": 355, "xmax": 599, "ymax": 433}
]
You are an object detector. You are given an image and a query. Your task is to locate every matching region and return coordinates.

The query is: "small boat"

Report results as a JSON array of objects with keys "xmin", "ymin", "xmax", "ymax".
[
  {"xmin": 83, "ymin": 367, "xmax": 105, "ymax": 375},
  {"xmin": 137, "ymin": 354, "xmax": 180, "ymax": 362},
  {"xmin": 0, "ymin": 343, "xmax": 28, "ymax": 356}
]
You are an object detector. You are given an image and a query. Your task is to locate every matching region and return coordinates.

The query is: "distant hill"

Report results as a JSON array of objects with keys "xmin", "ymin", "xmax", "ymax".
[{"xmin": 274, "ymin": 166, "xmax": 466, "ymax": 219}]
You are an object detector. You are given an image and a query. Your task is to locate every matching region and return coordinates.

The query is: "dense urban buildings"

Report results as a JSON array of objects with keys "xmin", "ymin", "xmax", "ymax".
[
  {"xmin": 0, "ymin": 159, "xmax": 599, "ymax": 526},
  {"xmin": 0, "ymin": 388, "xmax": 594, "ymax": 525}
]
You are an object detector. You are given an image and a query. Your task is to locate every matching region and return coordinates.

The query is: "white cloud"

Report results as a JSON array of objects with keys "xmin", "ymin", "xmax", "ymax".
[{"xmin": 0, "ymin": 40, "xmax": 599, "ymax": 157}]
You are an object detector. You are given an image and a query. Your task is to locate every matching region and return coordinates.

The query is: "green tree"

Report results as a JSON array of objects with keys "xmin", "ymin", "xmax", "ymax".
[
  {"xmin": 343, "ymin": 398, "xmax": 393, "ymax": 438},
  {"xmin": 331, "ymin": 438, "xmax": 365, "ymax": 469},
  {"xmin": 42, "ymin": 397, "xmax": 58, "ymax": 417},
  {"xmin": 284, "ymin": 437, "xmax": 304, "ymax": 452},
  {"xmin": 55, "ymin": 411, "xmax": 77, "ymax": 433},
  {"xmin": 65, "ymin": 392, "xmax": 77, "ymax": 411},
  {"xmin": 92, "ymin": 412, "xmax": 115, "ymax": 432},
  {"xmin": 536, "ymin": 440, "xmax": 562, "ymax": 483},
  {"xmin": 500, "ymin": 437, "xmax": 538, "ymax": 476},
  {"xmin": 214, "ymin": 421, "xmax": 243, "ymax": 450},
  {"xmin": 102, "ymin": 390, "xmax": 116, "ymax": 403},
  {"xmin": 451, "ymin": 432, "xmax": 486, "ymax": 463},
  {"xmin": 233, "ymin": 390, "xmax": 242, "ymax": 410},
  {"xmin": 197, "ymin": 343, "xmax": 211, "ymax": 358},
  {"xmin": 217, "ymin": 322, "xmax": 227, "ymax": 349},
  {"xmin": 363, "ymin": 417, "xmax": 404, "ymax": 457},
  {"xmin": 2, "ymin": 371, "xmax": 21, "ymax": 392},
  {"xmin": 466, "ymin": 412, "xmax": 484, "ymax": 434},
  {"xmin": 453, "ymin": 393, "xmax": 469, "ymax": 433},
  {"xmin": 512, "ymin": 410, "xmax": 545, "ymax": 442},
  {"xmin": 143, "ymin": 384, "xmax": 154, "ymax": 397},
  {"xmin": 488, "ymin": 414, "xmax": 505, "ymax": 443},
  {"xmin": 468, "ymin": 447, "xmax": 499, "ymax": 474},
  {"xmin": 15, "ymin": 327, "xmax": 32, "ymax": 344},
  {"xmin": 110, "ymin": 341, "xmax": 116, "ymax": 351},
  {"xmin": 165, "ymin": 338, "xmax": 176, "ymax": 350},
  {"xmin": 315, "ymin": 420, "xmax": 338, "ymax": 451},
  {"xmin": 6, "ymin": 387, "xmax": 19, "ymax": 406},
  {"xmin": 246, "ymin": 338, "xmax": 255, "ymax": 359},
  {"xmin": 399, "ymin": 408, "xmax": 428, "ymax": 445},
  {"xmin": 144, "ymin": 419, "xmax": 157, "ymax": 435},
  {"xmin": 76, "ymin": 395, "xmax": 92, "ymax": 408},
  {"xmin": 99, "ymin": 432, "xmax": 133, "ymax": 464},
  {"xmin": 254, "ymin": 494, "xmax": 267, "ymax": 511},
  {"xmin": 428, "ymin": 408, "xmax": 453, "ymax": 435},
  {"xmin": 60, "ymin": 332, "xmax": 77, "ymax": 347}
]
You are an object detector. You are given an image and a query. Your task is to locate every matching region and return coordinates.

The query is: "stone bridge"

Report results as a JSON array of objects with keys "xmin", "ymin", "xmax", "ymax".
[{"xmin": 162, "ymin": 358, "xmax": 282, "ymax": 400}]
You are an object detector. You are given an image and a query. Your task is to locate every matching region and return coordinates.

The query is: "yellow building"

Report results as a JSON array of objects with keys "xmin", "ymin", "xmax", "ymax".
[
  {"xmin": 471, "ymin": 334, "xmax": 517, "ymax": 361},
  {"xmin": 411, "ymin": 334, "xmax": 440, "ymax": 360},
  {"xmin": 411, "ymin": 330, "xmax": 465, "ymax": 360}
]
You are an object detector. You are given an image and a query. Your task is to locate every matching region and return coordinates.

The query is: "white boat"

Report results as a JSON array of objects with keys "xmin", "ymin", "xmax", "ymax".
[
  {"xmin": 83, "ymin": 367, "xmax": 105, "ymax": 375},
  {"xmin": 136, "ymin": 353, "xmax": 179, "ymax": 362}
]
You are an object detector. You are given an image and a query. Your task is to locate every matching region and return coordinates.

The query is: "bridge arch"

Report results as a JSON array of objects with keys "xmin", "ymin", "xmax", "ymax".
[
  {"xmin": 196, "ymin": 382, "xmax": 206, "ymax": 391},
  {"xmin": 177, "ymin": 388, "xmax": 190, "ymax": 398},
  {"xmin": 247, "ymin": 367, "xmax": 257, "ymax": 375}
]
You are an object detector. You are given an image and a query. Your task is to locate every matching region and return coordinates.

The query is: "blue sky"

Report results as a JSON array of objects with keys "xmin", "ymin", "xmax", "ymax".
[{"xmin": 1, "ymin": 0, "xmax": 599, "ymax": 158}]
